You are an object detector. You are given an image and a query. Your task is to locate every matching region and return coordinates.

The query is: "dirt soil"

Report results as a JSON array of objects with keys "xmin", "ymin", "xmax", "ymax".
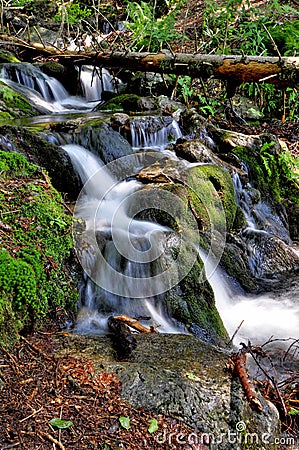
[{"xmin": 0, "ymin": 324, "xmax": 208, "ymax": 450}]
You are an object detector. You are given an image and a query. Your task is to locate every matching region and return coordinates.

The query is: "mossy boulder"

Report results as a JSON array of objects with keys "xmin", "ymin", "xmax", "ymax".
[
  {"xmin": 0, "ymin": 151, "xmax": 79, "ymax": 345},
  {"xmin": 0, "ymin": 82, "xmax": 37, "ymax": 119},
  {"xmin": 0, "ymin": 125, "xmax": 81, "ymax": 200},
  {"xmin": 99, "ymin": 94, "xmax": 141, "ymax": 112},
  {"xmin": 186, "ymin": 164, "xmax": 237, "ymax": 232},
  {"xmin": 135, "ymin": 158, "xmax": 230, "ymax": 345}
]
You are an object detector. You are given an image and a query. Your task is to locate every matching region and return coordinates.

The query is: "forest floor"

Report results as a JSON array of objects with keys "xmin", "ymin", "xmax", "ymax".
[
  {"xmin": 0, "ymin": 319, "xmax": 298, "ymax": 450},
  {"xmin": 0, "ymin": 322, "xmax": 209, "ymax": 450}
]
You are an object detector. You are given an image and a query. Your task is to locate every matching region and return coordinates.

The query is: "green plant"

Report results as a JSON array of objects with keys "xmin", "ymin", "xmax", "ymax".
[
  {"xmin": 119, "ymin": 416, "xmax": 131, "ymax": 430},
  {"xmin": 125, "ymin": 0, "xmax": 183, "ymax": 51},
  {"xmin": 54, "ymin": 1, "xmax": 92, "ymax": 24},
  {"xmin": 49, "ymin": 418, "xmax": 73, "ymax": 429},
  {"xmin": 0, "ymin": 85, "xmax": 14, "ymax": 101},
  {"xmin": 260, "ymin": 141, "xmax": 276, "ymax": 178},
  {"xmin": 201, "ymin": 0, "xmax": 297, "ymax": 56},
  {"xmin": 177, "ymin": 76, "xmax": 194, "ymax": 106},
  {"xmin": 148, "ymin": 417, "xmax": 159, "ymax": 433},
  {"xmin": 278, "ymin": 150, "xmax": 299, "ymax": 182},
  {"xmin": 240, "ymin": 82, "xmax": 299, "ymax": 121}
]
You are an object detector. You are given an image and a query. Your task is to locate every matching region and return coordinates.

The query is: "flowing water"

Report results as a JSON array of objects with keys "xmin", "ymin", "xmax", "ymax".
[
  {"xmin": 63, "ymin": 143, "xmax": 182, "ymax": 333},
  {"xmin": 1, "ymin": 62, "xmax": 298, "ymax": 350},
  {"xmin": 0, "ymin": 63, "xmax": 118, "ymax": 113}
]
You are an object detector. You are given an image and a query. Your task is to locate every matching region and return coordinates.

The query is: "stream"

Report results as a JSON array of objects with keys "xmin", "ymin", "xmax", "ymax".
[{"xmin": 0, "ymin": 63, "xmax": 298, "ymax": 356}]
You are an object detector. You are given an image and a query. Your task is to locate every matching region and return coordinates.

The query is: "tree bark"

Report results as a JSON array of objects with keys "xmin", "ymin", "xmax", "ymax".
[{"xmin": 5, "ymin": 38, "xmax": 299, "ymax": 87}]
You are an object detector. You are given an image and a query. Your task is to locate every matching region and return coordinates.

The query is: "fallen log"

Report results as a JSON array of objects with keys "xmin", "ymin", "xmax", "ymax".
[{"xmin": 1, "ymin": 35, "xmax": 299, "ymax": 87}]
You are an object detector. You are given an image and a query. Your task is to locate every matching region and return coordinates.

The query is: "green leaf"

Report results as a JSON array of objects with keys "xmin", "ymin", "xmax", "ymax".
[
  {"xmin": 119, "ymin": 416, "xmax": 131, "ymax": 430},
  {"xmin": 49, "ymin": 418, "xmax": 73, "ymax": 429},
  {"xmin": 104, "ymin": 445, "xmax": 111, "ymax": 450},
  {"xmin": 148, "ymin": 418, "xmax": 159, "ymax": 434},
  {"xmin": 289, "ymin": 407, "xmax": 299, "ymax": 415},
  {"xmin": 185, "ymin": 371, "xmax": 201, "ymax": 382}
]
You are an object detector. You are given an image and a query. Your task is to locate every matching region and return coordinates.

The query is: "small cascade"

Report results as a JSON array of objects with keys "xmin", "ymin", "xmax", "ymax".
[
  {"xmin": 232, "ymin": 169, "xmax": 297, "ymax": 277},
  {"xmin": 62, "ymin": 143, "xmax": 182, "ymax": 334},
  {"xmin": 0, "ymin": 63, "xmax": 120, "ymax": 113},
  {"xmin": 233, "ymin": 170, "xmax": 290, "ymax": 242},
  {"xmin": 0, "ymin": 63, "xmax": 73, "ymax": 113},
  {"xmin": 79, "ymin": 66, "xmax": 121, "ymax": 102},
  {"xmin": 0, "ymin": 63, "xmax": 68, "ymax": 103},
  {"xmin": 130, "ymin": 116, "xmax": 182, "ymax": 150},
  {"xmin": 199, "ymin": 250, "xmax": 299, "ymax": 346}
]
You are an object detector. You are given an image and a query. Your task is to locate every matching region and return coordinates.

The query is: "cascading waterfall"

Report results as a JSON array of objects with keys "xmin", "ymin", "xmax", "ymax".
[
  {"xmin": 62, "ymin": 143, "xmax": 182, "ymax": 334},
  {"xmin": 200, "ymin": 250, "xmax": 299, "ymax": 346},
  {"xmin": 233, "ymin": 168, "xmax": 290, "ymax": 242},
  {"xmin": 0, "ymin": 63, "xmax": 119, "ymax": 113},
  {"xmin": 79, "ymin": 66, "xmax": 122, "ymax": 102},
  {"xmin": 1, "ymin": 63, "xmax": 297, "ymax": 349},
  {"xmin": 210, "ymin": 168, "xmax": 299, "ymax": 346},
  {"xmin": 130, "ymin": 116, "xmax": 182, "ymax": 150},
  {"xmin": 232, "ymin": 169, "xmax": 296, "ymax": 277}
]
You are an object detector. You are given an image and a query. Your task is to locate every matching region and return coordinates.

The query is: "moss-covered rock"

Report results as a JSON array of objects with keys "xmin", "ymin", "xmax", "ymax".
[
  {"xmin": 186, "ymin": 164, "xmax": 237, "ymax": 232},
  {"xmin": 135, "ymin": 158, "xmax": 230, "ymax": 345},
  {"xmin": 0, "ymin": 50, "xmax": 20, "ymax": 63},
  {"xmin": 0, "ymin": 125, "xmax": 81, "ymax": 200},
  {"xmin": 0, "ymin": 151, "xmax": 79, "ymax": 345},
  {"xmin": 0, "ymin": 82, "xmax": 37, "ymax": 119},
  {"xmin": 99, "ymin": 94, "xmax": 141, "ymax": 112}
]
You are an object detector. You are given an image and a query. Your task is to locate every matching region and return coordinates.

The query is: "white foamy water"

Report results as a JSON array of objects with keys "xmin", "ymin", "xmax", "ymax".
[
  {"xmin": 79, "ymin": 66, "xmax": 122, "ymax": 102},
  {"xmin": 62, "ymin": 144, "xmax": 182, "ymax": 334},
  {"xmin": 201, "ymin": 253, "xmax": 299, "ymax": 345},
  {"xmin": 0, "ymin": 63, "xmax": 119, "ymax": 114}
]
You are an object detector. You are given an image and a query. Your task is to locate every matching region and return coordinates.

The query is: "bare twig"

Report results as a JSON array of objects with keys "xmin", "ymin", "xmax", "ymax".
[{"xmin": 226, "ymin": 320, "xmax": 244, "ymax": 348}]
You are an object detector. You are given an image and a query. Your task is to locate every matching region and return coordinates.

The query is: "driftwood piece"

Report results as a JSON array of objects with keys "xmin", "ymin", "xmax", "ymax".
[
  {"xmin": 114, "ymin": 314, "xmax": 158, "ymax": 333},
  {"xmin": 230, "ymin": 347, "xmax": 263, "ymax": 412},
  {"xmin": 1, "ymin": 35, "xmax": 299, "ymax": 87}
]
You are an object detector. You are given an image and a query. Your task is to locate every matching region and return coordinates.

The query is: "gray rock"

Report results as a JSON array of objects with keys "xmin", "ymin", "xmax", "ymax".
[{"xmin": 60, "ymin": 333, "xmax": 281, "ymax": 450}]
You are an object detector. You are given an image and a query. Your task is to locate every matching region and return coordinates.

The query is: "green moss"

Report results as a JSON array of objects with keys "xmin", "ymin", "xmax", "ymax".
[
  {"xmin": 0, "ymin": 82, "xmax": 35, "ymax": 117},
  {"xmin": 0, "ymin": 50, "xmax": 20, "ymax": 63},
  {"xmin": 0, "ymin": 112, "xmax": 13, "ymax": 121},
  {"xmin": 186, "ymin": 165, "xmax": 237, "ymax": 231},
  {"xmin": 268, "ymin": 20, "xmax": 299, "ymax": 57},
  {"xmin": 0, "ymin": 150, "xmax": 78, "ymax": 345},
  {"xmin": 99, "ymin": 94, "xmax": 141, "ymax": 112},
  {"xmin": 0, "ymin": 150, "xmax": 37, "ymax": 177},
  {"xmin": 232, "ymin": 140, "xmax": 299, "ymax": 206}
]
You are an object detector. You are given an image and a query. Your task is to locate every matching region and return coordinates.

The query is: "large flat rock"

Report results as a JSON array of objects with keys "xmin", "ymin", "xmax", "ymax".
[{"xmin": 57, "ymin": 333, "xmax": 282, "ymax": 450}]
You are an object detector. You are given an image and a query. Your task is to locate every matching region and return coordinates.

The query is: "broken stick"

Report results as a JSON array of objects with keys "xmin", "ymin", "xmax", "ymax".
[{"xmin": 230, "ymin": 346, "xmax": 263, "ymax": 412}]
